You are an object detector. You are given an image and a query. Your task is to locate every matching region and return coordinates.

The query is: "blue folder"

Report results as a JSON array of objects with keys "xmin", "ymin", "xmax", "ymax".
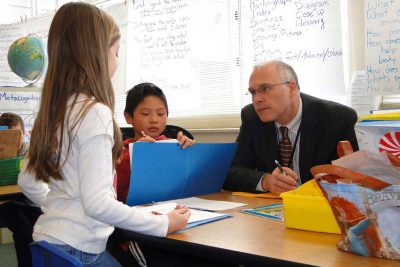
[{"xmin": 126, "ymin": 142, "xmax": 237, "ymax": 206}]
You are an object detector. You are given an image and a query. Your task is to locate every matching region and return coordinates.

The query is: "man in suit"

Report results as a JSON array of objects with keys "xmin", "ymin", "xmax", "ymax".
[{"xmin": 224, "ymin": 60, "xmax": 358, "ymax": 194}]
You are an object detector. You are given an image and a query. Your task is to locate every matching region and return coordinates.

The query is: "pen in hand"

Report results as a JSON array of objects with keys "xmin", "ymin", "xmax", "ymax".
[{"xmin": 274, "ymin": 160, "xmax": 287, "ymax": 176}]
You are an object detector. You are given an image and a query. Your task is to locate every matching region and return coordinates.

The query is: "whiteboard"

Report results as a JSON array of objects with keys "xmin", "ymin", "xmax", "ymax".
[
  {"xmin": 365, "ymin": 0, "xmax": 400, "ymax": 95},
  {"xmin": 240, "ymin": 0, "xmax": 345, "ymax": 99},
  {"xmin": 127, "ymin": 0, "xmax": 235, "ymax": 118},
  {"xmin": 127, "ymin": 0, "xmax": 347, "ymax": 119}
]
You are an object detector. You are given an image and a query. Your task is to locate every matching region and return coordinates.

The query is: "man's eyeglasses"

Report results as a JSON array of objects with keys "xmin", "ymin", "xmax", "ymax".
[{"xmin": 247, "ymin": 82, "xmax": 290, "ymax": 97}]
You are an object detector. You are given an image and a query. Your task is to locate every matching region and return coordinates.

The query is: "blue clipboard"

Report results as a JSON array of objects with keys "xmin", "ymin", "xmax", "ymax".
[{"xmin": 126, "ymin": 142, "xmax": 237, "ymax": 206}]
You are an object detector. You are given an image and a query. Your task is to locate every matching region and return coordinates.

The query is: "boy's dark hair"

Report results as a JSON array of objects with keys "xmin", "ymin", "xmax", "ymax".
[
  {"xmin": 124, "ymin": 83, "xmax": 169, "ymax": 116},
  {"xmin": 0, "ymin": 112, "xmax": 25, "ymax": 134}
]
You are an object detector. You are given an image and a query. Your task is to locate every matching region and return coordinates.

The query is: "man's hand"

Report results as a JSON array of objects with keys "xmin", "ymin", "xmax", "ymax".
[{"xmin": 261, "ymin": 167, "xmax": 299, "ymax": 194}]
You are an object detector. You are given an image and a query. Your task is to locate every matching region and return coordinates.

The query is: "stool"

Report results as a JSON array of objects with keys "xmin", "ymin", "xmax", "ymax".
[{"xmin": 30, "ymin": 241, "xmax": 82, "ymax": 267}]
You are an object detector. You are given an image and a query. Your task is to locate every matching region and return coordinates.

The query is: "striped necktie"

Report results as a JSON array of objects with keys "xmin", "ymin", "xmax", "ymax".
[{"xmin": 279, "ymin": 126, "xmax": 292, "ymax": 167}]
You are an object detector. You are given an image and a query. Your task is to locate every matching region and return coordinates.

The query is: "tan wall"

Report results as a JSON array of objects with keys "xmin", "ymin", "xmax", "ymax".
[{"xmin": 191, "ymin": 129, "xmax": 238, "ymax": 143}]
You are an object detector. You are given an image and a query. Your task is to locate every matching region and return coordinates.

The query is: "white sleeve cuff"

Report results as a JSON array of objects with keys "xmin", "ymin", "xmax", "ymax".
[{"xmin": 256, "ymin": 174, "xmax": 268, "ymax": 192}]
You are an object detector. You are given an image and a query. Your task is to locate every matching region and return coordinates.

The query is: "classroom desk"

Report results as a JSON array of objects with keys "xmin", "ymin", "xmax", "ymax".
[
  {"xmin": 0, "ymin": 184, "xmax": 22, "ymax": 202},
  {"xmin": 113, "ymin": 192, "xmax": 397, "ymax": 267}
]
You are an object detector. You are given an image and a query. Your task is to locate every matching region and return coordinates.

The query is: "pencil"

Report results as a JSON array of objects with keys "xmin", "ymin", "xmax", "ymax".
[{"xmin": 274, "ymin": 160, "xmax": 287, "ymax": 176}]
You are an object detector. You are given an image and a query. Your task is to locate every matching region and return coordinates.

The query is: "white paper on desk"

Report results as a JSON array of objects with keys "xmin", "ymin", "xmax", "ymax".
[
  {"xmin": 348, "ymin": 71, "xmax": 381, "ymax": 116},
  {"xmin": 137, "ymin": 202, "xmax": 230, "ymax": 224},
  {"xmin": 164, "ymin": 197, "xmax": 247, "ymax": 211},
  {"xmin": 156, "ymin": 139, "xmax": 179, "ymax": 143}
]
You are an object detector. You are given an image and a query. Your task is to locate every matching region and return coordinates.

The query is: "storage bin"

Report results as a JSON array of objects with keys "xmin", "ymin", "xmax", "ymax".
[
  {"xmin": 0, "ymin": 157, "xmax": 22, "ymax": 185},
  {"xmin": 280, "ymin": 179, "xmax": 341, "ymax": 234}
]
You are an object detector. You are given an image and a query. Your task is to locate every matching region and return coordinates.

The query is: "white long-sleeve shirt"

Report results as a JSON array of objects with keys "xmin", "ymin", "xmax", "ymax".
[{"xmin": 18, "ymin": 94, "xmax": 168, "ymax": 254}]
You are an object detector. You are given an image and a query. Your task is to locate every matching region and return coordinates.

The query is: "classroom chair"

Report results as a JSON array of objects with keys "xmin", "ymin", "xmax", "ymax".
[
  {"xmin": 120, "ymin": 125, "xmax": 194, "ymax": 140},
  {"xmin": 30, "ymin": 241, "xmax": 83, "ymax": 267},
  {"xmin": 162, "ymin": 124, "xmax": 194, "ymax": 140}
]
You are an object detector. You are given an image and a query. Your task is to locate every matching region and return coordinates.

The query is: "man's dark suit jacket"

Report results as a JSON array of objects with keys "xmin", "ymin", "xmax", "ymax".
[{"xmin": 223, "ymin": 93, "xmax": 359, "ymax": 192}]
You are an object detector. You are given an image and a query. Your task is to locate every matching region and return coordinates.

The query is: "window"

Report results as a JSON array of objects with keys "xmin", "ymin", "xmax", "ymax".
[
  {"xmin": 0, "ymin": 0, "xmax": 355, "ymax": 130},
  {"xmin": 122, "ymin": 0, "xmax": 348, "ymax": 129},
  {"xmin": 122, "ymin": 0, "xmax": 244, "ymax": 128}
]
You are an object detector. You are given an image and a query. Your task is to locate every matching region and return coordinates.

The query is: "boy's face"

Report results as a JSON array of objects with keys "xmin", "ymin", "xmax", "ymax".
[
  {"xmin": 10, "ymin": 125, "xmax": 24, "ymax": 149},
  {"xmin": 124, "ymin": 95, "xmax": 168, "ymax": 140}
]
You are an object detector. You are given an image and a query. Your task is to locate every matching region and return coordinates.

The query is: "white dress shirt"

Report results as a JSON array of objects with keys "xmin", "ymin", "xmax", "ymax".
[{"xmin": 256, "ymin": 98, "xmax": 303, "ymax": 191}]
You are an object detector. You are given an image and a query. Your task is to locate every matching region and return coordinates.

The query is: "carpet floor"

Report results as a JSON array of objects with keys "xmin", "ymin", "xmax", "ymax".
[{"xmin": 0, "ymin": 243, "xmax": 17, "ymax": 267}]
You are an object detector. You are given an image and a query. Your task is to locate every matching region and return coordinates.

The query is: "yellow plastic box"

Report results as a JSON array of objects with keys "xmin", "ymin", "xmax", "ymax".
[{"xmin": 280, "ymin": 179, "xmax": 341, "ymax": 234}]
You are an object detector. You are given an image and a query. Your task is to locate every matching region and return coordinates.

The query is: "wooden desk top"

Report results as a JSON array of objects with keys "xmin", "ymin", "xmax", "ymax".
[
  {"xmin": 0, "ymin": 184, "xmax": 20, "ymax": 195},
  {"xmin": 166, "ymin": 192, "xmax": 397, "ymax": 267},
  {"xmin": 0, "ymin": 184, "xmax": 22, "ymax": 202}
]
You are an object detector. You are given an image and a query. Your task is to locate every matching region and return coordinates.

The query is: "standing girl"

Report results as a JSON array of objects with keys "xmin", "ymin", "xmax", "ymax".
[{"xmin": 18, "ymin": 3, "xmax": 189, "ymax": 266}]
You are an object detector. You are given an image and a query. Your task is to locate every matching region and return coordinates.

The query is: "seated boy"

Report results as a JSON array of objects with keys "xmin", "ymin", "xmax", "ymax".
[
  {"xmin": 111, "ymin": 84, "xmax": 235, "ymax": 267},
  {"xmin": 116, "ymin": 83, "xmax": 195, "ymax": 203},
  {"xmin": 0, "ymin": 112, "xmax": 29, "ymax": 156}
]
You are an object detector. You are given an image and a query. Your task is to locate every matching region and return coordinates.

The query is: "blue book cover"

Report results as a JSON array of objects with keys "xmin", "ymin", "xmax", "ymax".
[{"xmin": 126, "ymin": 142, "xmax": 237, "ymax": 206}]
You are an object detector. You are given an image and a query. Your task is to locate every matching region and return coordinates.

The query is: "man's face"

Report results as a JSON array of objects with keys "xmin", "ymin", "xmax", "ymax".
[{"xmin": 248, "ymin": 64, "xmax": 297, "ymax": 124}]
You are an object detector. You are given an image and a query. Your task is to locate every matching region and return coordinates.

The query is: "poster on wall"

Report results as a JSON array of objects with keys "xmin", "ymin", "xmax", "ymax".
[
  {"xmin": 365, "ymin": 0, "xmax": 400, "ymax": 95},
  {"xmin": 0, "ymin": 2, "xmax": 129, "ymax": 126},
  {"xmin": 0, "ymin": 23, "xmax": 25, "ymax": 87},
  {"xmin": 0, "ymin": 90, "xmax": 41, "ymax": 136},
  {"xmin": 240, "ymin": 0, "xmax": 346, "ymax": 100}
]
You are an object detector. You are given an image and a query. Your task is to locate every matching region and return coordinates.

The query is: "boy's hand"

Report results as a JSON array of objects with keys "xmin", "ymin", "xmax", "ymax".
[
  {"xmin": 176, "ymin": 131, "xmax": 196, "ymax": 149},
  {"xmin": 137, "ymin": 136, "xmax": 156, "ymax": 142}
]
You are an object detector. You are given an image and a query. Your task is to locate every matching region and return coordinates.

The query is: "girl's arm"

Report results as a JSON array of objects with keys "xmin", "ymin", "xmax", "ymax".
[
  {"xmin": 78, "ymin": 133, "xmax": 169, "ymax": 236},
  {"xmin": 18, "ymin": 160, "xmax": 50, "ymax": 206}
]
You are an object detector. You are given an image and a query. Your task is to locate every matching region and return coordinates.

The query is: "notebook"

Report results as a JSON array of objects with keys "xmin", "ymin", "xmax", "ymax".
[
  {"xmin": 126, "ymin": 142, "xmax": 237, "ymax": 206},
  {"xmin": 137, "ymin": 202, "xmax": 231, "ymax": 230}
]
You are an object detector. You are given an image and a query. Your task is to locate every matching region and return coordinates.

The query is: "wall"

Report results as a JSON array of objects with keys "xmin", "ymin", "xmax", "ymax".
[
  {"xmin": 190, "ymin": 129, "xmax": 238, "ymax": 143},
  {"xmin": 192, "ymin": 0, "xmax": 368, "ymax": 143},
  {"xmin": 0, "ymin": 0, "xmax": 371, "ymax": 144},
  {"xmin": 348, "ymin": 0, "xmax": 366, "ymax": 76}
]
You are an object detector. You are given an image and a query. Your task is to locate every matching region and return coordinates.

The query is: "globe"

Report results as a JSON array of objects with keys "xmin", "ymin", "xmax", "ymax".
[{"xmin": 7, "ymin": 35, "xmax": 46, "ymax": 84}]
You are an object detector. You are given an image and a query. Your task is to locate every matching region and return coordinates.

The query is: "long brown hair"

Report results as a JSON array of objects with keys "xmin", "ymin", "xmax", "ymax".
[{"xmin": 27, "ymin": 2, "xmax": 123, "ymax": 182}]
